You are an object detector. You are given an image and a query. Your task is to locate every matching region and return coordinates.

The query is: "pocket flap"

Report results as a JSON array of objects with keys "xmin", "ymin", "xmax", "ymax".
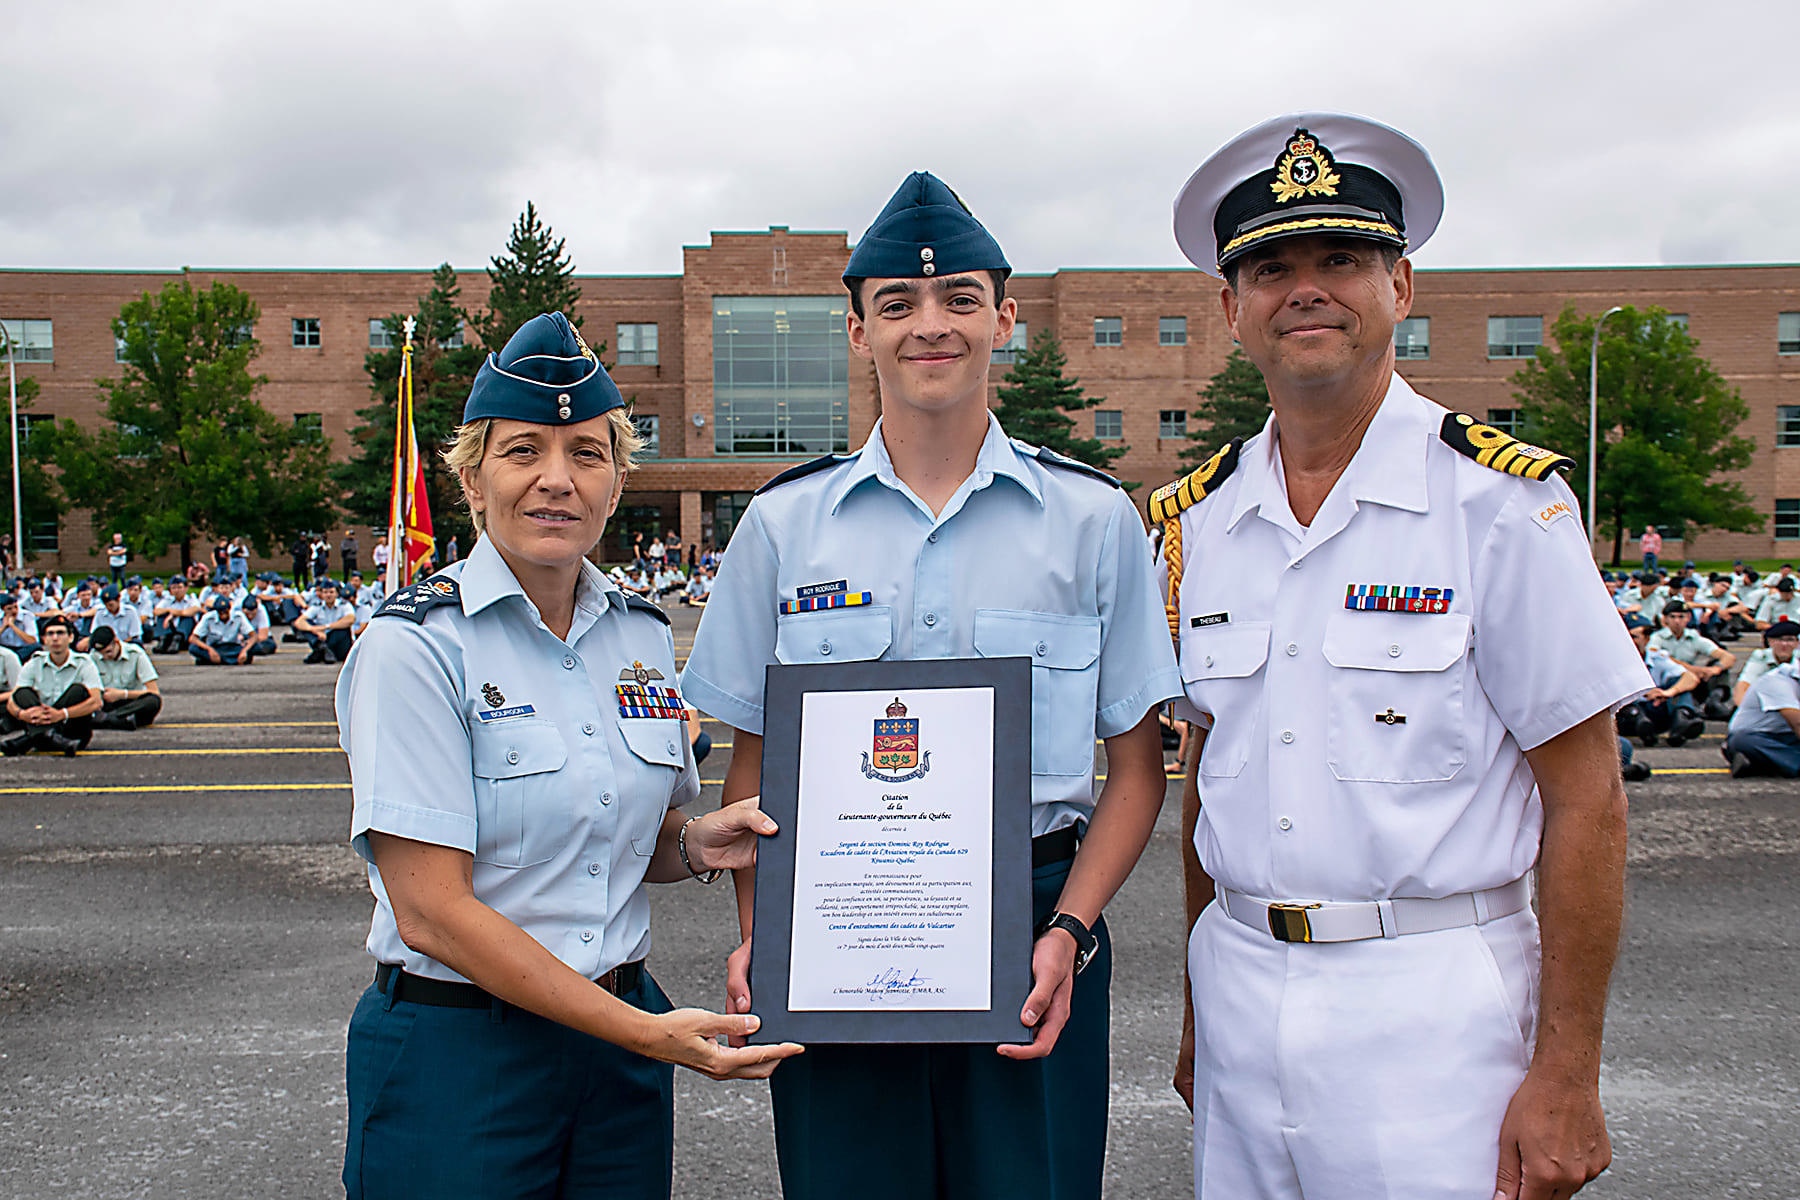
[
  {"xmin": 1323, "ymin": 611, "xmax": 1471, "ymax": 672},
  {"xmin": 775, "ymin": 605, "xmax": 893, "ymax": 663},
  {"xmin": 1181, "ymin": 621, "xmax": 1271, "ymax": 682},
  {"xmin": 620, "ymin": 717, "xmax": 685, "ymax": 768},
  {"xmin": 471, "ymin": 720, "xmax": 567, "ymax": 779},
  {"xmin": 972, "ymin": 609, "xmax": 1101, "ymax": 670}
]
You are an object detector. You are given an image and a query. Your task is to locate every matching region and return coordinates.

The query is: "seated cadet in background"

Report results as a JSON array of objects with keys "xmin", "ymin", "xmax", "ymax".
[
  {"xmin": 1637, "ymin": 570, "xmax": 1670, "ymax": 624},
  {"xmin": 79, "ymin": 585, "xmax": 142, "ymax": 652},
  {"xmin": 263, "ymin": 574, "xmax": 303, "ymax": 625},
  {"xmin": 124, "ymin": 578, "xmax": 155, "ymax": 639},
  {"xmin": 0, "ymin": 598, "xmax": 39, "ymax": 660},
  {"xmin": 1651, "ymin": 600, "xmax": 1735, "ymax": 718},
  {"xmin": 1724, "ymin": 661, "xmax": 1800, "ymax": 778},
  {"xmin": 1706, "ymin": 574, "xmax": 1754, "ymax": 637},
  {"xmin": 1733, "ymin": 619, "xmax": 1800, "ymax": 706},
  {"xmin": 1755, "ymin": 576, "xmax": 1800, "ymax": 630},
  {"xmin": 294, "ymin": 578, "xmax": 355, "ymax": 664},
  {"xmin": 154, "ymin": 577, "xmax": 203, "ymax": 652},
  {"xmin": 2, "ymin": 615, "xmax": 101, "ymax": 756},
  {"xmin": 21, "ymin": 578, "xmax": 58, "ymax": 619},
  {"xmin": 681, "ymin": 565, "xmax": 713, "ymax": 606},
  {"xmin": 1610, "ymin": 574, "xmax": 1642, "ymax": 617},
  {"xmin": 87, "ymin": 625, "xmax": 162, "ymax": 730},
  {"xmin": 1618, "ymin": 618, "xmax": 1705, "ymax": 746},
  {"xmin": 240, "ymin": 594, "xmax": 279, "ymax": 659},
  {"xmin": 65, "ymin": 582, "xmax": 98, "ymax": 639},
  {"xmin": 189, "ymin": 597, "xmax": 256, "ymax": 665},
  {"xmin": 0, "ymin": 642, "xmax": 18, "ymax": 714}
]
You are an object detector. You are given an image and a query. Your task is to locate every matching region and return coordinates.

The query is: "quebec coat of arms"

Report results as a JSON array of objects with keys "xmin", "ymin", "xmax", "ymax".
[{"xmin": 861, "ymin": 697, "xmax": 931, "ymax": 782}]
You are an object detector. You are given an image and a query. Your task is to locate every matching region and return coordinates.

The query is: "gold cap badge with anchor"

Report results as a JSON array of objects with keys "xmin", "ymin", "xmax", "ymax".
[{"xmin": 1270, "ymin": 129, "xmax": 1342, "ymax": 204}]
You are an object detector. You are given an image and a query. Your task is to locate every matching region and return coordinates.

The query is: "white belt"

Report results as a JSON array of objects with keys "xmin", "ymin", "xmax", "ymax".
[{"xmin": 1217, "ymin": 876, "xmax": 1532, "ymax": 944}]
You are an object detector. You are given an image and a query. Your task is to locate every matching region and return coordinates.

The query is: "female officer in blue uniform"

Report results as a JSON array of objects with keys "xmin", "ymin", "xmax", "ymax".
[{"xmin": 336, "ymin": 312, "xmax": 801, "ymax": 1200}]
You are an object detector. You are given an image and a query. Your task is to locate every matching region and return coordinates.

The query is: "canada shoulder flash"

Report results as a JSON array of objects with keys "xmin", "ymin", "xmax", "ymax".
[
  {"xmin": 1438, "ymin": 412, "xmax": 1573, "ymax": 481},
  {"xmin": 372, "ymin": 577, "xmax": 462, "ymax": 624}
]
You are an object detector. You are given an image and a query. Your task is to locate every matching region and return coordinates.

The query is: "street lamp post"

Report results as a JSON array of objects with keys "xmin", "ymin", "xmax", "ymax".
[
  {"xmin": 1588, "ymin": 305, "xmax": 1625, "ymax": 554},
  {"xmin": 1, "ymin": 322, "xmax": 20, "ymax": 583}
]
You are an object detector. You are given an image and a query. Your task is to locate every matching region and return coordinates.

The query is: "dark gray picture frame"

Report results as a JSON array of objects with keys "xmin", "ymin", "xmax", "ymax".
[{"xmin": 747, "ymin": 656, "xmax": 1034, "ymax": 1044}]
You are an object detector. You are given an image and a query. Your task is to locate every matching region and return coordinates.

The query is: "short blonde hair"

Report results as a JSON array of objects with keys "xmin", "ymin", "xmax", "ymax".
[{"xmin": 442, "ymin": 409, "xmax": 643, "ymax": 534}]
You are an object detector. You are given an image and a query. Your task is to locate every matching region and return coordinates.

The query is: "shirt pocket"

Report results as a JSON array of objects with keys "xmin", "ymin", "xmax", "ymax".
[
  {"xmin": 470, "ymin": 719, "xmax": 569, "ymax": 868},
  {"xmin": 1180, "ymin": 621, "xmax": 1271, "ymax": 779},
  {"xmin": 973, "ymin": 609, "xmax": 1102, "ymax": 777},
  {"xmin": 774, "ymin": 605, "xmax": 893, "ymax": 664},
  {"xmin": 619, "ymin": 717, "xmax": 685, "ymax": 857},
  {"xmin": 1321, "ymin": 610, "xmax": 1471, "ymax": 783}
]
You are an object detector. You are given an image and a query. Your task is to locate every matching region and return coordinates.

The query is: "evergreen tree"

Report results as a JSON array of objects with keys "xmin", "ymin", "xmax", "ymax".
[
  {"xmin": 52, "ymin": 278, "xmax": 335, "ymax": 567},
  {"xmin": 1182, "ymin": 348, "xmax": 1270, "ymax": 465},
  {"xmin": 336, "ymin": 264, "xmax": 484, "ymax": 549},
  {"xmin": 1512, "ymin": 304, "xmax": 1758, "ymax": 564},
  {"xmin": 993, "ymin": 329, "xmax": 1125, "ymax": 473},
  {"xmin": 468, "ymin": 202, "xmax": 584, "ymax": 351}
]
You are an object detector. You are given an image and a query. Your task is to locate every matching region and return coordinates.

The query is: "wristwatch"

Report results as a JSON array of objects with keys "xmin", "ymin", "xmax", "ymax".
[{"xmin": 1035, "ymin": 911, "xmax": 1098, "ymax": 975}]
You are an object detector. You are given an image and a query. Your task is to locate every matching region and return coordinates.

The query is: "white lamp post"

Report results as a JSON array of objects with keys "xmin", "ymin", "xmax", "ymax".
[
  {"xmin": 1588, "ymin": 306, "xmax": 1625, "ymax": 553},
  {"xmin": 0, "ymin": 322, "xmax": 20, "ymax": 581}
]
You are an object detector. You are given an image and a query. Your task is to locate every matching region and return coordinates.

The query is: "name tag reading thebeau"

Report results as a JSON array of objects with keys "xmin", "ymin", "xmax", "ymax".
[{"xmin": 1190, "ymin": 612, "xmax": 1229, "ymax": 628}]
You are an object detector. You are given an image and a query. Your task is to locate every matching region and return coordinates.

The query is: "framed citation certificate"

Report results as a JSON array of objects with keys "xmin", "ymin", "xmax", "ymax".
[{"xmin": 747, "ymin": 656, "xmax": 1033, "ymax": 1044}]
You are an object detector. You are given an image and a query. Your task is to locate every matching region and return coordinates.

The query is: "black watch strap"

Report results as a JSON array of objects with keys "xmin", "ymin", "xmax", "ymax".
[{"xmin": 1036, "ymin": 911, "xmax": 1098, "ymax": 974}]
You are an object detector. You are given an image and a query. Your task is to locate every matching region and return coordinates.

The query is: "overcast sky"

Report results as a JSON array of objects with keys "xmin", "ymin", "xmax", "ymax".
[{"xmin": 5, "ymin": 0, "xmax": 1795, "ymax": 277}]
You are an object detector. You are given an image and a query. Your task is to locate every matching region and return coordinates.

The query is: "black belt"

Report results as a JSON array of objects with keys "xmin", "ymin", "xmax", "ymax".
[
  {"xmin": 375, "ymin": 960, "xmax": 644, "ymax": 1009},
  {"xmin": 1032, "ymin": 824, "xmax": 1080, "ymax": 867}
]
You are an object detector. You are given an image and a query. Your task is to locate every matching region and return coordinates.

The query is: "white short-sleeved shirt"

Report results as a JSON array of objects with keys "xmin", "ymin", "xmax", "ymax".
[
  {"xmin": 681, "ymin": 412, "xmax": 1182, "ymax": 838},
  {"xmin": 1169, "ymin": 375, "xmax": 1650, "ymax": 902},
  {"xmin": 1650, "ymin": 627, "xmax": 1721, "ymax": 668},
  {"xmin": 337, "ymin": 536, "xmax": 701, "ymax": 983},
  {"xmin": 95, "ymin": 642, "xmax": 159, "ymax": 691},
  {"xmin": 0, "ymin": 645, "xmax": 19, "ymax": 691},
  {"xmin": 1756, "ymin": 592, "xmax": 1800, "ymax": 624},
  {"xmin": 18, "ymin": 651, "xmax": 103, "ymax": 700},
  {"xmin": 1736, "ymin": 647, "xmax": 1789, "ymax": 691},
  {"xmin": 1728, "ymin": 664, "xmax": 1800, "ymax": 737}
]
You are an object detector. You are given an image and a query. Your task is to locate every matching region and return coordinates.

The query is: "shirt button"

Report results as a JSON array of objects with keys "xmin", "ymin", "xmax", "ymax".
[
  {"xmin": 928, "ymin": 531, "xmax": 939, "ymax": 543},
  {"xmin": 1289, "ymin": 559, "xmax": 1303, "ymax": 570},
  {"xmin": 506, "ymin": 749, "xmax": 519, "ymax": 764},
  {"xmin": 818, "ymin": 641, "xmax": 832, "ymax": 655},
  {"xmin": 924, "ymin": 612, "xmax": 937, "ymax": 627},
  {"xmin": 562, "ymin": 656, "xmax": 576, "ymax": 670},
  {"xmin": 1204, "ymin": 654, "xmax": 1214, "ymax": 667},
  {"xmin": 1278, "ymin": 816, "xmax": 1292, "ymax": 831},
  {"xmin": 588, "ymin": 861, "xmax": 601, "ymax": 876},
  {"xmin": 1286, "ymin": 642, "xmax": 1298, "ymax": 656},
  {"xmin": 667, "ymin": 741, "xmax": 679, "ymax": 755},
  {"xmin": 1388, "ymin": 643, "xmax": 1402, "ymax": 657},
  {"xmin": 1280, "ymin": 730, "xmax": 1295, "ymax": 744},
  {"xmin": 583, "ymin": 723, "xmax": 595, "ymax": 736},
  {"xmin": 580, "ymin": 930, "xmax": 594, "ymax": 943},
  {"xmin": 1035, "ymin": 641, "xmax": 1048, "ymax": 657},
  {"xmin": 601, "ymin": 791, "xmax": 613, "ymax": 806}
]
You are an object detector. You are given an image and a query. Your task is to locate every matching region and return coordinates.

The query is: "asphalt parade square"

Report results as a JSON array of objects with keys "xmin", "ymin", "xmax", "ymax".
[{"xmin": 1, "ymin": 604, "xmax": 1795, "ymax": 1198}]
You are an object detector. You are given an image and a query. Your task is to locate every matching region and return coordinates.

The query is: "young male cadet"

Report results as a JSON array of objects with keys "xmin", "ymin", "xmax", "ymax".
[
  {"xmin": 189, "ymin": 597, "xmax": 256, "ymax": 665},
  {"xmin": 1733, "ymin": 618, "xmax": 1799, "ymax": 706},
  {"xmin": 680, "ymin": 172, "xmax": 1180, "ymax": 1200},
  {"xmin": 2, "ymin": 615, "xmax": 102, "ymax": 755},
  {"xmin": 1160, "ymin": 114, "xmax": 1650, "ymax": 1200},
  {"xmin": 294, "ymin": 579, "xmax": 356, "ymax": 663},
  {"xmin": 1724, "ymin": 659, "xmax": 1800, "ymax": 776},
  {"xmin": 87, "ymin": 624, "xmax": 162, "ymax": 729}
]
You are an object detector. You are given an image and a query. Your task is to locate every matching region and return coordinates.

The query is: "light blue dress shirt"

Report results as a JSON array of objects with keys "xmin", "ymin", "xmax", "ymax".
[
  {"xmin": 193, "ymin": 610, "xmax": 254, "ymax": 645},
  {"xmin": 681, "ymin": 413, "xmax": 1181, "ymax": 837},
  {"xmin": 337, "ymin": 536, "xmax": 700, "ymax": 984}
]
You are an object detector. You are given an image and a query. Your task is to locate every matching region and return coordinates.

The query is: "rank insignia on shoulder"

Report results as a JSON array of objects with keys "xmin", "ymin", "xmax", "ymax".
[
  {"xmin": 1149, "ymin": 437, "xmax": 1243, "ymax": 523},
  {"xmin": 372, "ymin": 576, "xmax": 461, "ymax": 623},
  {"xmin": 1439, "ymin": 412, "xmax": 1573, "ymax": 481},
  {"xmin": 1346, "ymin": 584, "xmax": 1453, "ymax": 614}
]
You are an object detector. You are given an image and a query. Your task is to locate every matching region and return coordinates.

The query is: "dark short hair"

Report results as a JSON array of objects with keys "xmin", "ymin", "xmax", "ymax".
[
  {"xmin": 1224, "ymin": 240, "xmax": 1403, "ymax": 291},
  {"xmin": 845, "ymin": 269, "xmax": 1009, "ymax": 321}
]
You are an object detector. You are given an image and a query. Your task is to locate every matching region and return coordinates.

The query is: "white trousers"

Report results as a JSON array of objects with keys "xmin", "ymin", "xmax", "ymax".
[{"xmin": 1188, "ymin": 899, "xmax": 1539, "ymax": 1199}]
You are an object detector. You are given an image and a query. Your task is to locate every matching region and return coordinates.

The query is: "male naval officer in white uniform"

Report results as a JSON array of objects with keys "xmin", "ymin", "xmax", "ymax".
[{"xmin": 1156, "ymin": 114, "xmax": 1650, "ymax": 1200}]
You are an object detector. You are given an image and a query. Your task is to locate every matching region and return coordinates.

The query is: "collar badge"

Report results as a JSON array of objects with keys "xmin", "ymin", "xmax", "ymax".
[{"xmin": 481, "ymin": 682, "xmax": 505, "ymax": 707}]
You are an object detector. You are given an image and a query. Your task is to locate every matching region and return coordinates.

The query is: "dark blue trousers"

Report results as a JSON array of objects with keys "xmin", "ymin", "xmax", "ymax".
[
  {"xmin": 344, "ymin": 968, "xmax": 675, "ymax": 1200},
  {"xmin": 769, "ymin": 855, "xmax": 1111, "ymax": 1200},
  {"xmin": 1724, "ymin": 727, "xmax": 1800, "ymax": 776}
]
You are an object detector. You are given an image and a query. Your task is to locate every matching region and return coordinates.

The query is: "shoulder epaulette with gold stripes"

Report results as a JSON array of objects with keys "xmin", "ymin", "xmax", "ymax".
[
  {"xmin": 1439, "ymin": 412, "xmax": 1572, "ymax": 481},
  {"xmin": 1148, "ymin": 437, "xmax": 1243, "ymax": 523}
]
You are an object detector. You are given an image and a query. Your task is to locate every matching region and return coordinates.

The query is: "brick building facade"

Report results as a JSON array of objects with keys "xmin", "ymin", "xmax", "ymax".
[{"xmin": 4, "ymin": 234, "xmax": 1799, "ymax": 575}]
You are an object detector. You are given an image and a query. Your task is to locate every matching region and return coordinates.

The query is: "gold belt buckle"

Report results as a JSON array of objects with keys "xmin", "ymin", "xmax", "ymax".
[{"xmin": 1267, "ymin": 902, "xmax": 1322, "ymax": 943}]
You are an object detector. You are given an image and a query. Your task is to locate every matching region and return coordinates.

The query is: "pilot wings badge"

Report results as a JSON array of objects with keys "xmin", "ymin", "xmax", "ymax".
[{"xmin": 862, "ymin": 697, "xmax": 931, "ymax": 782}]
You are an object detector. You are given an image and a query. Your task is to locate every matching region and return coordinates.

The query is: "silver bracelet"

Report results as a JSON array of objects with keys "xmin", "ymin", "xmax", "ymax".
[{"xmin": 678, "ymin": 815, "xmax": 723, "ymax": 883}]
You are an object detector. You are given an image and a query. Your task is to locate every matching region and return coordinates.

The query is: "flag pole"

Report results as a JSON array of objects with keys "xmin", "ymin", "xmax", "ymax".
[{"xmin": 386, "ymin": 317, "xmax": 414, "ymax": 593}]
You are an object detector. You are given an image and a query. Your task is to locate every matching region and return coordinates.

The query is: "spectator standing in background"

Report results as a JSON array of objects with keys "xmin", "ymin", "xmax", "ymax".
[
  {"xmin": 228, "ymin": 538, "xmax": 249, "ymax": 584},
  {"xmin": 311, "ymin": 535, "xmax": 330, "ymax": 583},
  {"xmin": 106, "ymin": 533, "xmax": 129, "ymax": 585},
  {"xmin": 1639, "ymin": 524, "xmax": 1662, "ymax": 573},
  {"xmin": 0, "ymin": 532, "xmax": 13, "ymax": 581},
  {"xmin": 341, "ymin": 530, "xmax": 359, "ymax": 579},
  {"xmin": 444, "ymin": 534, "xmax": 459, "ymax": 563},
  {"xmin": 290, "ymin": 534, "xmax": 312, "ymax": 588}
]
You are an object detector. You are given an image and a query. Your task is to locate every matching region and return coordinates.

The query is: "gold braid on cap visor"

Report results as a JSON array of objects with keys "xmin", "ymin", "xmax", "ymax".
[{"xmin": 1219, "ymin": 215, "xmax": 1404, "ymax": 266}]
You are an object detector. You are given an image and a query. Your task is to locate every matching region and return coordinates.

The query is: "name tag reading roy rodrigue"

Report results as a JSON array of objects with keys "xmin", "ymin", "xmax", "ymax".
[{"xmin": 749, "ymin": 657, "xmax": 1033, "ymax": 1044}]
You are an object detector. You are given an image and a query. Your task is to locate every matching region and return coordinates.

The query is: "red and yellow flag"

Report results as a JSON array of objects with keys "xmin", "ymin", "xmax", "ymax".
[{"xmin": 386, "ymin": 326, "xmax": 435, "ymax": 590}]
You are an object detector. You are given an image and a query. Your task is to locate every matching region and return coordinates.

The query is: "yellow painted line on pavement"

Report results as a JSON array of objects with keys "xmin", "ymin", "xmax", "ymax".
[
  {"xmin": 31, "ymin": 746, "xmax": 343, "ymax": 757},
  {"xmin": 158, "ymin": 721, "xmax": 337, "ymax": 728},
  {"xmin": 1, "ymin": 782, "xmax": 349, "ymax": 796}
]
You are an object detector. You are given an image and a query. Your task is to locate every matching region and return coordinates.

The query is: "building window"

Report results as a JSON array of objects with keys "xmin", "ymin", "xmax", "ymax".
[
  {"xmin": 28, "ymin": 518, "xmax": 57, "ymax": 553},
  {"xmin": 1780, "ymin": 406, "xmax": 1800, "ymax": 448},
  {"xmin": 293, "ymin": 412, "xmax": 323, "ymax": 442},
  {"xmin": 634, "ymin": 414, "xmax": 660, "ymax": 459},
  {"xmin": 1394, "ymin": 316, "xmax": 1431, "ymax": 359},
  {"xmin": 1159, "ymin": 316, "xmax": 1187, "ymax": 346},
  {"xmin": 1095, "ymin": 410, "xmax": 1123, "ymax": 440},
  {"xmin": 0, "ymin": 319, "xmax": 53, "ymax": 362},
  {"xmin": 1487, "ymin": 316, "xmax": 1542, "ymax": 359},
  {"xmin": 224, "ymin": 322, "xmax": 253, "ymax": 348},
  {"xmin": 439, "ymin": 321, "xmax": 465, "ymax": 350},
  {"xmin": 1486, "ymin": 408, "xmax": 1521, "ymax": 435},
  {"xmin": 115, "ymin": 334, "xmax": 129, "ymax": 362},
  {"xmin": 16, "ymin": 413, "xmax": 54, "ymax": 455},
  {"xmin": 992, "ymin": 321, "xmax": 1028, "ymax": 365},
  {"xmin": 1777, "ymin": 498, "xmax": 1800, "ymax": 540},
  {"xmin": 292, "ymin": 318, "xmax": 321, "ymax": 348},
  {"xmin": 368, "ymin": 319, "xmax": 394, "ymax": 349},
  {"xmin": 1665, "ymin": 313, "xmax": 1689, "ymax": 332},
  {"xmin": 616, "ymin": 322, "xmax": 658, "ymax": 366},
  {"xmin": 1159, "ymin": 409, "xmax": 1187, "ymax": 438},
  {"xmin": 713, "ymin": 296, "xmax": 849, "ymax": 455},
  {"xmin": 1780, "ymin": 313, "xmax": 1800, "ymax": 355},
  {"xmin": 1094, "ymin": 317, "xmax": 1122, "ymax": 347}
]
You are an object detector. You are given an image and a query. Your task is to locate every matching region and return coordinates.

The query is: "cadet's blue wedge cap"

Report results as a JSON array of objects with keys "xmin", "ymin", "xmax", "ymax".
[
  {"xmin": 463, "ymin": 312, "xmax": 625, "ymax": 425},
  {"xmin": 843, "ymin": 171, "xmax": 1010, "ymax": 285}
]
